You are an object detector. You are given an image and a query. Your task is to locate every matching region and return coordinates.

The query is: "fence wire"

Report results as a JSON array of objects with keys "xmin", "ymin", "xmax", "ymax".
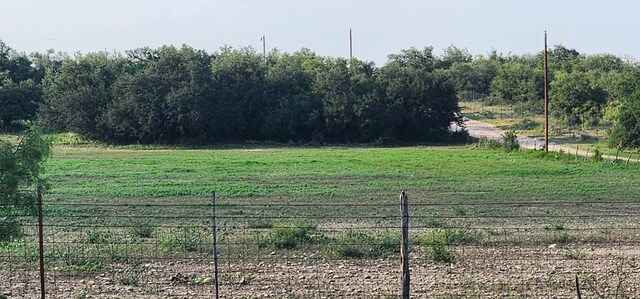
[{"xmin": 2, "ymin": 192, "xmax": 640, "ymax": 298}]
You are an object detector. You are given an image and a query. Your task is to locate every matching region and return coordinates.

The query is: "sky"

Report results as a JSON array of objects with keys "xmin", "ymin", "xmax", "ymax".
[{"xmin": 1, "ymin": 0, "xmax": 639, "ymax": 66}]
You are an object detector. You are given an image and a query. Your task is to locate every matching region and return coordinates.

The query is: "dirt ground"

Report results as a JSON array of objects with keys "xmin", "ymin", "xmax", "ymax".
[{"xmin": 3, "ymin": 244, "xmax": 640, "ymax": 298}]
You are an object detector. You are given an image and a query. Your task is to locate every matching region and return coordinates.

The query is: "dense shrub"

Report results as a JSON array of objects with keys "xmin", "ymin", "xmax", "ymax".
[
  {"xmin": 501, "ymin": 129, "xmax": 520, "ymax": 152},
  {"xmin": 0, "ymin": 127, "xmax": 51, "ymax": 242},
  {"xmin": 38, "ymin": 46, "xmax": 459, "ymax": 144}
]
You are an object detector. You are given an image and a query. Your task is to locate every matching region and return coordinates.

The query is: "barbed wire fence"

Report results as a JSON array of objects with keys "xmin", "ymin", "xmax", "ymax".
[{"xmin": 2, "ymin": 187, "xmax": 640, "ymax": 298}]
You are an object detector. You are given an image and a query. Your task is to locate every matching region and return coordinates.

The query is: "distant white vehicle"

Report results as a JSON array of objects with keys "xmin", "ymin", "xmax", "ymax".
[{"xmin": 453, "ymin": 112, "xmax": 469, "ymax": 122}]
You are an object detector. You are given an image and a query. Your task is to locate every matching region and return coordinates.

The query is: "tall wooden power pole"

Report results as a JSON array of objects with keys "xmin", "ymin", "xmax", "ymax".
[
  {"xmin": 349, "ymin": 28, "xmax": 353, "ymax": 61},
  {"xmin": 261, "ymin": 35, "xmax": 266, "ymax": 58},
  {"xmin": 544, "ymin": 31, "xmax": 549, "ymax": 153}
]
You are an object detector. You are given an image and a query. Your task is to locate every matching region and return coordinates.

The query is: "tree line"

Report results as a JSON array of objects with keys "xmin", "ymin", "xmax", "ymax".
[{"xmin": 2, "ymin": 39, "xmax": 640, "ymax": 147}]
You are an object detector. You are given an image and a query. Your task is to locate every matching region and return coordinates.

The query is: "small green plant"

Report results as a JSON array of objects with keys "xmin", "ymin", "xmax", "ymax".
[
  {"xmin": 158, "ymin": 227, "xmax": 206, "ymax": 252},
  {"xmin": 501, "ymin": 129, "xmax": 520, "ymax": 152},
  {"xmin": 85, "ymin": 230, "xmax": 114, "ymax": 244},
  {"xmin": 552, "ymin": 231, "xmax": 571, "ymax": 244},
  {"xmin": 450, "ymin": 205, "xmax": 467, "ymax": 216},
  {"xmin": 0, "ymin": 218, "xmax": 23, "ymax": 243},
  {"xmin": 55, "ymin": 245, "xmax": 103, "ymax": 272},
  {"xmin": 476, "ymin": 136, "xmax": 502, "ymax": 149},
  {"xmin": 117, "ymin": 271, "xmax": 140, "ymax": 286},
  {"xmin": 421, "ymin": 229, "xmax": 459, "ymax": 264},
  {"xmin": 591, "ymin": 148, "xmax": 603, "ymax": 162},
  {"xmin": 170, "ymin": 273, "xmax": 215, "ymax": 285},
  {"xmin": 237, "ymin": 275, "xmax": 252, "ymax": 285},
  {"xmin": 130, "ymin": 223, "xmax": 154, "ymax": 239},
  {"xmin": 429, "ymin": 239, "xmax": 455, "ymax": 264},
  {"xmin": 105, "ymin": 244, "xmax": 140, "ymax": 265},
  {"xmin": 563, "ymin": 248, "xmax": 584, "ymax": 260},
  {"xmin": 254, "ymin": 221, "xmax": 319, "ymax": 250},
  {"xmin": 424, "ymin": 216, "xmax": 445, "ymax": 228},
  {"xmin": 49, "ymin": 132, "xmax": 93, "ymax": 146},
  {"xmin": 247, "ymin": 219, "xmax": 274, "ymax": 229},
  {"xmin": 329, "ymin": 230, "xmax": 397, "ymax": 259},
  {"xmin": 547, "ymin": 221, "xmax": 565, "ymax": 231}
]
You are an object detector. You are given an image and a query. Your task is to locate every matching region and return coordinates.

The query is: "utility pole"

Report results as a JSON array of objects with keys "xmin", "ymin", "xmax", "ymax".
[
  {"xmin": 544, "ymin": 31, "xmax": 549, "ymax": 153},
  {"xmin": 261, "ymin": 35, "xmax": 266, "ymax": 59},
  {"xmin": 349, "ymin": 28, "xmax": 353, "ymax": 61}
]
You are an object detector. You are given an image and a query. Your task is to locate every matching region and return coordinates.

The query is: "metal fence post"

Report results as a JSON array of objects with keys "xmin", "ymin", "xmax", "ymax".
[
  {"xmin": 211, "ymin": 192, "xmax": 220, "ymax": 299},
  {"xmin": 37, "ymin": 182, "xmax": 46, "ymax": 299},
  {"xmin": 400, "ymin": 191, "xmax": 410, "ymax": 299}
]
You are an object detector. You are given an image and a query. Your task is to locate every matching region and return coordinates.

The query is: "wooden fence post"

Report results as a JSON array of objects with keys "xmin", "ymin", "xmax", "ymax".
[
  {"xmin": 400, "ymin": 191, "xmax": 410, "ymax": 299},
  {"xmin": 585, "ymin": 148, "xmax": 590, "ymax": 162}
]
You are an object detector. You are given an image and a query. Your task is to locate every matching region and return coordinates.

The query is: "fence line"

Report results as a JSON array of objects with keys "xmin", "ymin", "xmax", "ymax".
[{"xmin": 2, "ymin": 190, "xmax": 640, "ymax": 298}]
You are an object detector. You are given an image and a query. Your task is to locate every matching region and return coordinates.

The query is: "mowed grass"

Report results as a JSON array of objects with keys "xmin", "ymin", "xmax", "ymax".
[{"xmin": 45, "ymin": 145, "xmax": 640, "ymax": 204}]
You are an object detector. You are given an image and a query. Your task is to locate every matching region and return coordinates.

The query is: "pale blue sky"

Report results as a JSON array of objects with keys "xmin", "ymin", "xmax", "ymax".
[{"xmin": 1, "ymin": 0, "xmax": 639, "ymax": 65}]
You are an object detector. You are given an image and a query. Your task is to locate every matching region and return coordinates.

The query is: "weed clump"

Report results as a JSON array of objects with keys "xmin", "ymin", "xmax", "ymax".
[
  {"xmin": 130, "ymin": 223, "xmax": 154, "ymax": 239},
  {"xmin": 254, "ymin": 221, "xmax": 320, "ymax": 250},
  {"xmin": 476, "ymin": 136, "xmax": 502, "ymax": 149},
  {"xmin": 591, "ymin": 148, "xmax": 603, "ymax": 162},
  {"xmin": 329, "ymin": 230, "xmax": 397, "ymax": 259},
  {"xmin": 85, "ymin": 230, "xmax": 115, "ymax": 244},
  {"xmin": 501, "ymin": 129, "xmax": 520, "ymax": 152},
  {"xmin": 420, "ymin": 228, "xmax": 476, "ymax": 264},
  {"xmin": 157, "ymin": 227, "xmax": 207, "ymax": 252}
]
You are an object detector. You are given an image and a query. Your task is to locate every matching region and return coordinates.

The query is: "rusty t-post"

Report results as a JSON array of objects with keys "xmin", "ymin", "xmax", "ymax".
[
  {"xmin": 37, "ymin": 182, "xmax": 46, "ymax": 299},
  {"xmin": 400, "ymin": 191, "xmax": 410, "ymax": 299},
  {"xmin": 211, "ymin": 192, "xmax": 220, "ymax": 299}
]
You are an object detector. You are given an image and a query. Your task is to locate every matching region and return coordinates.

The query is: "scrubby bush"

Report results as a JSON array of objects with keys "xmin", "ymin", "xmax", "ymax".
[
  {"xmin": 0, "ymin": 126, "xmax": 51, "ymax": 242},
  {"xmin": 501, "ymin": 129, "xmax": 520, "ymax": 152},
  {"xmin": 329, "ymin": 230, "xmax": 397, "ymax": 258},
  {"xmin": 254, "ymin": 221, "xmax": 320, "ymax": 250},
  {"xmin": 158, "ymin": 227, "xmax": 207, "ymax": 252}
]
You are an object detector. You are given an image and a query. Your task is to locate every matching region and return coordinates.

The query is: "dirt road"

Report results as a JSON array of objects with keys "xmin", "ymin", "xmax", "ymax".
[
  {"xmin": 456, "ymin": 120, "xmax": 612, "ymax": 159},
  {"xmin": 457, "ymin": 120, "xmax": 545, "ymax": 150}
]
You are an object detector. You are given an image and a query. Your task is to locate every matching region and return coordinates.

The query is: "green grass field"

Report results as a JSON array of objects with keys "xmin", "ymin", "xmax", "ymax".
[
  {"xmin": 39, "ymin": 144, "xmax": 640, "ymax": 244},
  {"xmin": 45, "ymin": 145, "xmax": 640, "ymax": 203},
  {"xmin": 4, "ymin": 144, "xmax": 640, "ymax": 297}
]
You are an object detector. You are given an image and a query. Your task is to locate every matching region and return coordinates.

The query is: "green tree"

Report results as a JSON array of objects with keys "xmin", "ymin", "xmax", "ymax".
[
  {"xmin": 490, "ymin": 55, "xmax": 542, "ymax": 105},
  {"xmin": 262, "ymin": 50, "xmax": 323, "ymax": 141},
  {"xmin": 107, "ymin": 45, "xmax": 213, "ymax": 143},
  {"xmin": 0, "ymin": 40, "xmax": 39, "ymax": 84},
  {"xmin": 0, "ymin": 126, "xmax": 51, "ymax": 242},
  {"xmin": 548, "ymin": 45, "xmax": 581, "ymax": 73},
  {"xmin": 606, "ymin": 69, "xmax": 640, "ymax": 148},
  {"xmin": 608, "ymin": 96, "xmax": 640, "ymax": 149},
  {"xmin": 0, "ymin": 40, "xmax": 44, "ymax": 131},
  {"xmin": 440, "ymin": 45, "xmax": 472, "ymax": 68},
  {"xmin": 446, "ymin": 57, "xmax": 496, "ymax": 101},
  {"xmin": 0, "ymin": 79, "xmax": 42, "ymax": 131},
  {"xmin": 550, "ymin": 70, "xmax": 607, "ymax": 127},
  {"xmin": 376, "ymin": 47, "xmax": 458, "ymax": 141},
  {"xmin": 210, "ymin": 47, "xmax": 267, "ymax": 140},
  {"xmin": 40, "ymin": 52, "xmax": 126, "ymax": 138}
]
